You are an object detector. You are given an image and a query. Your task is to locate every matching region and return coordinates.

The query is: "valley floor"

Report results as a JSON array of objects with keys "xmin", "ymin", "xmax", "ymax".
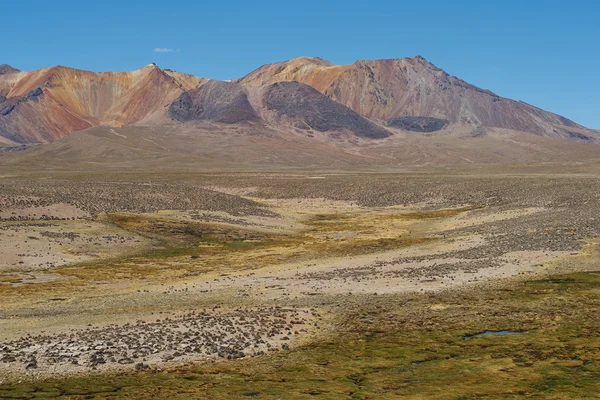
[{"xmin": 0, "ymin": 170, "xmax": 599, "ymax": 398}]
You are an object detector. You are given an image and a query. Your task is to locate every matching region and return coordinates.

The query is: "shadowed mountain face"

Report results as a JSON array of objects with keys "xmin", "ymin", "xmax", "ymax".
[
  {"xmin": 239, "ymin": 56, "xmax": 598, "ymax": 141},
  {"xmin": 263, "ymin": 82, "xmax": 391, "ymax": 139},
  {"xmin": 386, "ymin": 116, "xmax": 449, "ymax": 132},
  {"xmin": 169, "ymin": 80, "xmax": 258, "ymax": 124}
]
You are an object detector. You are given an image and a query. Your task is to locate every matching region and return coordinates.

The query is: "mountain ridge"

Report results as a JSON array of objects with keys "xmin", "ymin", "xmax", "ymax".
[
  {"xmin": 1, "ymin": 57, "xmax": 598, "ymax": 147},
  {"xmin": 0, "ymin": 63, "xmax": 206, "ymax": 144},
  {"xmin": 238, "ymin": 56, "xmax": 593, "ymax": 141}
]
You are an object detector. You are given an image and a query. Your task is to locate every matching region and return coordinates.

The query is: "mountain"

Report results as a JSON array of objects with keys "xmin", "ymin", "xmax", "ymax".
[
  {"xmin": 0, "ymin": 64, "xmax": 205, "ymax": 145},
  {"xmin": 1, "ymin": 57, "xmax": 599, "ymax": 149},
  {"xmin": 238, "ymin": 56, "xmax": 597, "ymax": 142}
]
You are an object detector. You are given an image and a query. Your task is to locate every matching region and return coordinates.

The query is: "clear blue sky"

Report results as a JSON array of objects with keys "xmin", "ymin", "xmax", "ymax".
[{"xmin": 3, "ymin": 0, "xmax": 599, "ymax": 128}]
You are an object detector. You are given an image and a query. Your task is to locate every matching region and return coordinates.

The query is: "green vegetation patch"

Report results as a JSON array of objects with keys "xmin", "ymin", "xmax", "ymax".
[{"xmin": 3, "ymin": 271, "xmax": 598, "ymax": 399}]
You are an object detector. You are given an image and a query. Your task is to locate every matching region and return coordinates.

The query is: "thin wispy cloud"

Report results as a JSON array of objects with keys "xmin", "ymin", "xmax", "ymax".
[{"xmin": 154, "ymin": 48, "xmax": 174, "ymax": 53}]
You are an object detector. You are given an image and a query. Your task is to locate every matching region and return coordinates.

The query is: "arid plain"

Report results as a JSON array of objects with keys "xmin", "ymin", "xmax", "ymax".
[{"xmin": 0, "ymin": 164, "xmax": 599, "ymax": 399}]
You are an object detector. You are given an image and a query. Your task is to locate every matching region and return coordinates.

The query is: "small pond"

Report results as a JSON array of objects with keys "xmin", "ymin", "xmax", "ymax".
[{"xmin": 464, "ymin": 331, "xmax": 527, "ymax": 341}]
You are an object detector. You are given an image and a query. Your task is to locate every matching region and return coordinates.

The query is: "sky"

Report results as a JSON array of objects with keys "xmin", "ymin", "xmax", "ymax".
[{"xmin": 3, "ymin": 0, "xmax": 599, "ymax": 128}]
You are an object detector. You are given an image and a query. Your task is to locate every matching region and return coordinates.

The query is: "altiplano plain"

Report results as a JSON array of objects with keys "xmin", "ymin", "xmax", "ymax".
[{"xmin": 0, "ymin": 168, "xmax": 599, "ymax": 398}]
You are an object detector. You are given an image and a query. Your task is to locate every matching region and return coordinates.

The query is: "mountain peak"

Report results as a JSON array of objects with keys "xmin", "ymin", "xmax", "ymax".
[
  {"xmin": 141, "ymin": 62, "xmax": 160, "ymax": 70},
  {"xmin": 0, "ymin": 64, "xmax": 20, "ymax": 75},
  {"xmin": 287, "ymin": 56, "xmax": 334, "ymax": 67},
  {"xmin": 401, "ymin": 55, "xmax": 440, "ymax": 70}
]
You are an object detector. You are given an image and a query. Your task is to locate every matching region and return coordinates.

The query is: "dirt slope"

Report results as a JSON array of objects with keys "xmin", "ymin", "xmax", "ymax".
[{"xmin": 3, "ymin": 123, "xmax": 600, "ymax": 171}]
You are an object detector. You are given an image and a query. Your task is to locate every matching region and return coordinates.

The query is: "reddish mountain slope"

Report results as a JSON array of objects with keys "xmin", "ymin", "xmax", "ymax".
[
  {"xmin": 238, "ymin": 56, "xmax": 598, "ymax": 141},
  {"xmin": 0, "ymin": 64, "xmax": 205, "ymax": 144}
]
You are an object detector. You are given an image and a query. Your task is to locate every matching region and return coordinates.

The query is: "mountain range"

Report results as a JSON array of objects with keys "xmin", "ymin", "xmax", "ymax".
[{"xmin": 1, "ymin": 56, "xmax": 599, "ymax": 166}]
